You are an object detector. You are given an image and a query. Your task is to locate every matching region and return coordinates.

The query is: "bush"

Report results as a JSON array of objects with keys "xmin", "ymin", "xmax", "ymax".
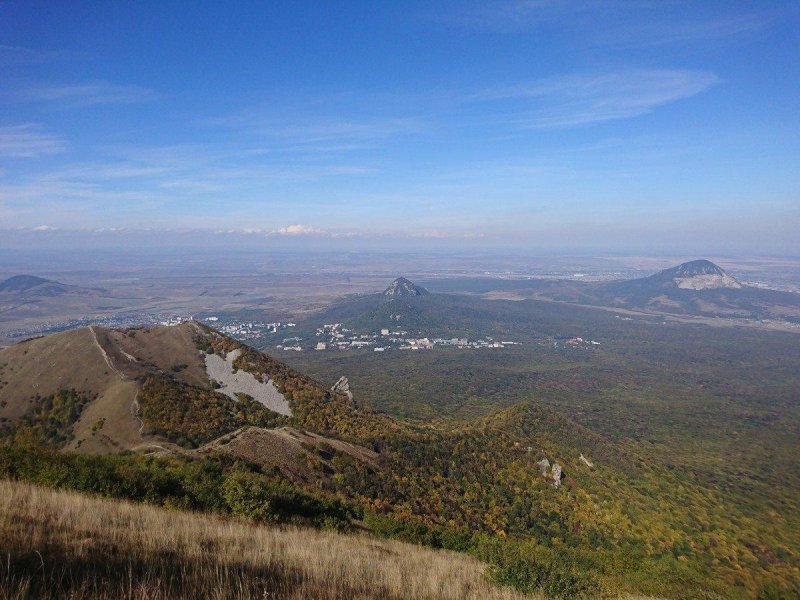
[
  {"xmin": 474, "ymin": 537, "xmax": 602, "ymax": 599},
  {"xmin": 2, "ymin": 390, "xmax": 91, "ymax": 448}
]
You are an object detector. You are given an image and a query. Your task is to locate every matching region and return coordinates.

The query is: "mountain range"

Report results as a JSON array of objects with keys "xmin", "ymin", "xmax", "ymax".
[
  {"xmin": 2, "ymin": 266, "xmax": 800, "ymax": 597},
  {"xmin": 487, "ymin": 260, "xmax": 800, "ymax": 325},
  {"xmin": 292, "ymin": 263, "xmax": 800, "ymax": 349},
  {"xmin": 298, "ymin": 262, "xmax": 800, "ymax": 345}
]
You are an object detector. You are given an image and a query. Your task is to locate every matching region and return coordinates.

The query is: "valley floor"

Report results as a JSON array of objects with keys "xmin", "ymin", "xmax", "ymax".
[{"xmin": 0, "ymin": 479, "xmax": 531, "ymax": 600}]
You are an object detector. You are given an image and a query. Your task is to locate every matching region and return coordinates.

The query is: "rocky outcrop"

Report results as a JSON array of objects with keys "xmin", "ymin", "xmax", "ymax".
[
  {"xmin": 551, "ymin": 463, "xmax": 563, "ymax": 487},
  {"xmin": 332, "ymin": 376, "xmax": 354, "ymax": 403},
  {"xmin": 537, "ymin": 458, "xmax": 551, "ymax": 476},
  {"xmin": 579, "ymin": 453, "xmax": 594, "ymax": 468},
  {"xmin": 536, "ymin": 456, "xmax": 564, "ymax": 487}
]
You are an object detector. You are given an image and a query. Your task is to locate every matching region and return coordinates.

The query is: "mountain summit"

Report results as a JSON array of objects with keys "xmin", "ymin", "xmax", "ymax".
[
  {"xmin": 649, "ymin": 260, "xmax": 742, "ymax": 290},
  {"xmin": 383, "ymin": 277, "xmax": 430, "ymax": 297}
]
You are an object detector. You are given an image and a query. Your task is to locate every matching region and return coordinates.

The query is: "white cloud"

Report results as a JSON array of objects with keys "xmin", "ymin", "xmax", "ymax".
[
  {"xmin": 0, "ymin": 124, "xmax": 66, "ymax": 157},
  {"xmin": 271, "ymin": 224, "xmax": 324, "ymax": 236},
  {"xmin": 31, "ymin": 224, "xmax": 56, "ymax": 231}
]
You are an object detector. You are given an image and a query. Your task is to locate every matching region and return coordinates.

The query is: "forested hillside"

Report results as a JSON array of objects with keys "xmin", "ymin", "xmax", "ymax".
[{"xmin": 1, "ymin": 321, "xmax": 798, "ymax": 597}]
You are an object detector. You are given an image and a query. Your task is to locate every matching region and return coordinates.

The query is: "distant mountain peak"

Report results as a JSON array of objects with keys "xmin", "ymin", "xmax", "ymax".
[
  {"xmin": 0, "ymin": 274, "xmax": 55, "ymax": 293},
  {"xmin": 383, "ymin": 277, "xmax": 430, "ymax": 297},
  {"xmin": 653, "ymin": 260, "xmax": 742, "ymax": 290},
  {"xmin": 0, "ymin": 274, "xmax": 97, "ymax": 298}
]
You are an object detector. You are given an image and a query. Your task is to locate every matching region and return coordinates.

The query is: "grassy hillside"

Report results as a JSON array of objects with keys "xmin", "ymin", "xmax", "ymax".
[{"xmin": 0, "ymin": 478, "xmax": 529, "ymax": 600}]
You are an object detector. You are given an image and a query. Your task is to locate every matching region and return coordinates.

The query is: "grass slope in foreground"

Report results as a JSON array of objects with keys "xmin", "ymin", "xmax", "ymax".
[{"xmin": 0, "ymin": 479, "xmax": 529, "ymax": 600}]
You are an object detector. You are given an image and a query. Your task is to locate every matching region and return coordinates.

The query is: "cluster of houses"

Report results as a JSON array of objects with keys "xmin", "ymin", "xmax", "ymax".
[
  {"xmin": 205, "ymin": 317, "xmax": 296, "ymax": 340},
  {"xmin": 302, "ymin": 323, "xmax": 519, "ymax": 353},
  {"xmin": 200, "ymin": 317, "xmax": 605, "ymax": 355},
  {"xmin": 553, "ymin": 336, "xmax": 601, "ymax": 349}
]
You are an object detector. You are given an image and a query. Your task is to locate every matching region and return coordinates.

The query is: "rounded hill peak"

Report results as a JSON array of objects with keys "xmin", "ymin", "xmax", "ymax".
[{"xmin": 652, "ymin": 260, "xmax": 742, "ymax": 290}]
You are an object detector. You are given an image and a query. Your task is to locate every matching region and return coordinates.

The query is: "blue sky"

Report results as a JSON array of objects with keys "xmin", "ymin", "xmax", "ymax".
[{"xmin": 1, "ymin": 1, "xmax": 799, "ymax": 253}]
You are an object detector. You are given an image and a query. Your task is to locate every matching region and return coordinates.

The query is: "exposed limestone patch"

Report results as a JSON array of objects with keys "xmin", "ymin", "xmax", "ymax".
[
  {"xmin": 674, "ymin": 273, "xmax": 742, "ymax": 290},
  {"xmin": 205, "ymin": 349, "xmax": 291, "ymax": 416}
]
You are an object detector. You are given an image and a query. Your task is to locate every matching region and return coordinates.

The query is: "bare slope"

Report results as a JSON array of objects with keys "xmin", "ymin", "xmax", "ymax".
[{"xmin": 199, "ymin": 425, "xmax": 378, "ymax": 484}]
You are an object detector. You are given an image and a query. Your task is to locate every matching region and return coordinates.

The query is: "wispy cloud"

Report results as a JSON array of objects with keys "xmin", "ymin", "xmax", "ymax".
[
  {"xmin": 205, "ymin": 111, "xmax": 423, "ymax": 148},
  {"xmin": 0, "ymin": 142, "xmax": 377, "ymax": 229},
  {"xmin": 601, "ymin": 11, "xmax": 782, "ymax": 48},
  {"xmin": 0, "ymin": 44, "xmax": 40, "ymax": 58},
  {"xmin": 0, "ymin": 44, "xmax": 73, "ymax": 63},
  {"xmin": 439, "ymin": 1, "xmax": 780, "ymax": 46},
  {"xmin": 0, "ymin": 124, "xmax": 66, "ymax": 157},
  {"xmin": 442, "ymin": 0, "xmax": 589, "ymax": 33},
  {"xmin": 16, "ymin": 81, "xmax": 156, "ymax": 107},
  {"xmin": 477, "ymin": 69, "xmax": 718, "ymax": 128},
  {"xmin": 261, "ymin": 118, "xmax": 421, "ymax": 143}
]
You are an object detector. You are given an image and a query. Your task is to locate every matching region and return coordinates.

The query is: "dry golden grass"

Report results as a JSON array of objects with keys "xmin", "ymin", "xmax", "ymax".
[{"xmin": 0, "ymin": 479, "xmax": 534, "ymax": 600}]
